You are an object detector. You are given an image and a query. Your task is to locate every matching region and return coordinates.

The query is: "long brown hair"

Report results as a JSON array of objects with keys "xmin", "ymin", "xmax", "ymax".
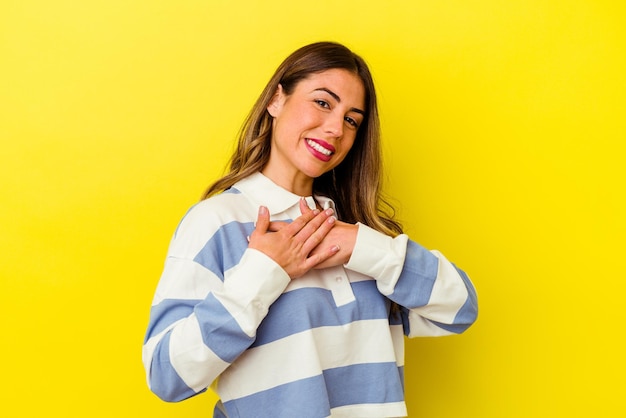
[{"xmin": 204, "ymin": 42, "xmax": 402, "ymax": 236}]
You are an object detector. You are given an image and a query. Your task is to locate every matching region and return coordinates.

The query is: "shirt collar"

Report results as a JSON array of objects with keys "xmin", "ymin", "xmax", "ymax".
[{"xmin": 232, "ymin": 172, "xmax": 335, "ymax": 215}]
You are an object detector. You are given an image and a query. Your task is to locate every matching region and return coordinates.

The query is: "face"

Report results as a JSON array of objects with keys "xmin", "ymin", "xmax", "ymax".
[{"xmin": 264, "ymin": 68, "xmax": 366, "ymax": 190}]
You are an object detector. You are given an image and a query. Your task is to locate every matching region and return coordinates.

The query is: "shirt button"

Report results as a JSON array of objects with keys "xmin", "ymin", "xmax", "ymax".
[
  {"xmin": 335, "ymin": 276, "xmax": 343, "ymax": 283},
  {"xmin": 253, "ymin": 301, "xmax": 264, "ymax": 310}
]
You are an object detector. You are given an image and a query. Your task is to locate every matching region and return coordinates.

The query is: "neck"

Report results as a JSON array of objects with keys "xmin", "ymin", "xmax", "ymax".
[{"xmin": 261, "ymin": 166, "xmax": 314, "ymax": 196}]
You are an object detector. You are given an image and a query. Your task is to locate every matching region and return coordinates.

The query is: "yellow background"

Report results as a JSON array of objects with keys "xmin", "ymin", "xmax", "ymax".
[{"xmin": 2, "ymin": 0, "xmax": 624, "ymax": 416}]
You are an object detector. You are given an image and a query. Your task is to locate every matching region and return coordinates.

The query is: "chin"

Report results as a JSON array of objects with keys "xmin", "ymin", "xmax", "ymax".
[{"xmin": 306, "ymin": 168, "xmax": 332, "ymax": 179}]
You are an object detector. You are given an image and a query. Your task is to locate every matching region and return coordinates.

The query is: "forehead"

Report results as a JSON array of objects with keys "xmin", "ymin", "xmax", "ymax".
[{"xmin": 296, "ymin": 69, "xmax": 366, "ymax": 109}]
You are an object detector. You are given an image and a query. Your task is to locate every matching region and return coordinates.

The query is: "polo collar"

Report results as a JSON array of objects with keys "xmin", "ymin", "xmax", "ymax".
[{"xmin": 232, "ymin": 172, "xmax": 335, "ymax": 215}]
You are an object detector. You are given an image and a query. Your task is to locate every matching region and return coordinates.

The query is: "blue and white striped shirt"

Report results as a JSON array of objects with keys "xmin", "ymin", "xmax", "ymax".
[{"xmin": 143, "ymin": 172, "xmax": 478, "ymax": 417}]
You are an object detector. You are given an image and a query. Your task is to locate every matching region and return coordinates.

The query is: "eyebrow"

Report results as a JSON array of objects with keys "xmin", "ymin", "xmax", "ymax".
[{"xmin": 314, "ymin": 87, "xmax": 365, "ymax": 115}]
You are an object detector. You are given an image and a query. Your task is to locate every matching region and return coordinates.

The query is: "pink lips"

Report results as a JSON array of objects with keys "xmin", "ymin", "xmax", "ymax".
[{"xmin": 305, "ymin": 138, "xmax": 335, "ymax": 162}]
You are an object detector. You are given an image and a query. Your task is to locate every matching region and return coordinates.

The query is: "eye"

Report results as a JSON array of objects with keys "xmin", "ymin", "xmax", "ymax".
[
  {"xmin": 345, "ymin": 116, "xmax": 359, "ymax": 128},
  {"xmin": 314, "ymin": 99, "xmax": 330, "ymax": 109}
]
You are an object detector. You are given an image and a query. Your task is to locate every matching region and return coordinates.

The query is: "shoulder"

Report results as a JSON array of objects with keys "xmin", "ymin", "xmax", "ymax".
[
  {"xmin": 167, "ymin": 189, "xmax": 256, "ymax": 256},
  {"xmin": 179, "ymin": 189, "xmax": 255, "ymax": 231}
]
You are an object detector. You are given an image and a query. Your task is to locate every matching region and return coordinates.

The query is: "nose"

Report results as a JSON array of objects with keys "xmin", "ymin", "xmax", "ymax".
[{"xmin": 323, "ymin": 113, "xmax": 344, "ymax": 139}]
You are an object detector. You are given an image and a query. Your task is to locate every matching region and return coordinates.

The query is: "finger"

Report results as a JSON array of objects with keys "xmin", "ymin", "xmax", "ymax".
[
  {"xmin": 299, "ymin": 197, "xmax": 314, "ymax": 215},
  {"xmin": 294, "ymin": 208, "xmax": 334, "ymax": 243},
  {"xmin": 300, "ymin": 211, "xmax": 337, "ymax": 254},
  {"xmin": 302, "ymin": 243, "xmax": 341, "ymax": 271},
  {"xmin": 283, "ymin": 206, "xmax": 320, "ymax": 237},
  {"xmin": 254, "ymin": 206, "xmax": 270, "ymax": 234}
]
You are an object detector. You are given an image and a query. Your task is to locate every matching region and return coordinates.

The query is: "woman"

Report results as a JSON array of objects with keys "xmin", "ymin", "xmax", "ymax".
[{"xmin": 143, "ymin": 42, "xmax": 478, "ymax": 418}]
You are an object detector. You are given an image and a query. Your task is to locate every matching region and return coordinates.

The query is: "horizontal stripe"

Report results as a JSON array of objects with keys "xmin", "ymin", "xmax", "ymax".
[
  {"xmin": 452, "ymin": 263, "xmax": 479, "ymax": 327},
  {"xmin": 285, "ymin": 265, "xmax": 356, "ymax": 307},
  {"xmin": 390, "ymin": 323, "xmax": 405, "ymax": 367},
  {"xmin": 148, "ymin": 331, "xmax": 198, "ymax": 402},
  {"xmin": 390, "ymin": 240, "xmax": 439, "ymax": 307},
  {"xmin": 171, "ymin": 193, "xmax": 253, "ymax": 254},
  {"xmin": 145, "ymin": 298, "xmax": 202, "ymax": 342},
  {"xmin": 194, "ymin": 220, "xmax": 255, "ymax": 281},
  {"xmin": 407, "ymin": 250, "xmax": 470, "ymax": 328},
  {"xmin": 407, "ymin": 311, "xmax": 454, "ymax": 337},
  {"xmin": 330, "ymin": 401, "xmax": 407, "ymax": 418},
  {"xmin": 222, "ymin": 363, "xmax": 405, "ymax": 417},
  {"xmin": 217, "ymin": 319, "xmax": 400, "ymax": 401},
  {"xmin": 194, "ymin": 292, "xmax": 255, "ymax": 363},
  {"xmin": 252, "ymin": 280, "xmax": 391, "ymax": 347},
  {"xmin": 150, "ymin": 257, "xmax": 222, "ymax": 305},
  {"xmin": 427, "ymin": 319, "xmax": 473, "ymax": 334},
  {"xmin": 216, "ymin": 248, "xmax": 291, "ymax": 337},
  {"xmin": 169, "ymin": 314, "xmax": 230, "ymax": 393},
  {"xmin": 323, "ymin": 362, "xmax": 405, "ymax": 407},
  {"xmin": 223, "ymin": 375, "xmax": 331, "ymax": 418},
  {"xmin": 429, "ymin": 266, "xmax": 478, "ymax": 333}
]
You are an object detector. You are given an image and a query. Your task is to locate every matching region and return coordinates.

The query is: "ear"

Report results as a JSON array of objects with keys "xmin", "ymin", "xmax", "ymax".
[{"xmin": 267, "ymin": 84, "xmax": 285, "ymax": 117}]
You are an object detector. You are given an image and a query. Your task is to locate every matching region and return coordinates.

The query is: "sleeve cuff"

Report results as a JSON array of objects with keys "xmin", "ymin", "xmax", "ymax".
[
  {"xmin": 344, "ymin": 223, "xmax": 409, "ymax": 295},
  {"xmin": 215, "ymin": 248, "xmax": 291, "ymax": 333}
]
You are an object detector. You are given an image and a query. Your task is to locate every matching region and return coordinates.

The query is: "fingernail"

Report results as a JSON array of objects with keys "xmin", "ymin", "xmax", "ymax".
[
  {"xmin": 331, "ymin": 245, "xmax": 340, "ymax": 252},
  {"xmin": 246, "ymin": 235, "xmax": 250, "ymax": 242},
  {"xmin": 325, "ymin": 208, "xmax": 334, "ymax": 216},
  {"xmin": 259, "ymin": 206, "xmax": 267, "ymax": 215},
  {"xmin": 327, "ymin": 216, "xmax": 336, "ymax": 224},
  {"xmin": 312, "ymin": 209, "xmax": 320, "ymax": 215}
]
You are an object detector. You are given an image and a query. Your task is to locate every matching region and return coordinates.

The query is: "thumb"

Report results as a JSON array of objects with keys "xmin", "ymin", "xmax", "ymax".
[
  {"xmin": 255, "ymin": 205, "xmax": 270, "ymax": 233},
  {"xmin": 299, "ymin": 197, "xmax": 316, "ymax": 215}
]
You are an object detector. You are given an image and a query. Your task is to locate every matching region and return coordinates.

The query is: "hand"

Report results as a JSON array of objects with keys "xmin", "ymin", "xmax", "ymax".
[
  {"xmin": 298, "ymin": 202, "xmax": 358, "ymax": 269},
  {"xmin": 247, "ymin": 199, "xmax": 340, "ymax": 279}
]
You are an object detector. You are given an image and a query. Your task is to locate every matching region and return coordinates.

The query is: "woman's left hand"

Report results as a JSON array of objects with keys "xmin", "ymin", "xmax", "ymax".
[
  {"xmin": 294, "ymin": 201, "xmax": 357, "ymax": 269},
  {"xmin": 267, "ymin": 200, "xmax": 358, "ymax": 268}
]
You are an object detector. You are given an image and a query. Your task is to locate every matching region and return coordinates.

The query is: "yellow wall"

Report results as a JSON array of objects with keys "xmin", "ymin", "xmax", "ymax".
[{"xmin": 2, "ymin": 1, "xmax": 624, "ymax": 416}]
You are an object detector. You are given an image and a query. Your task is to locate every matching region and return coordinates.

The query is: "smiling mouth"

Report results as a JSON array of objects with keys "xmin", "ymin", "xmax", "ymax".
[{"xmin": 306, "ymin": 139, "xmax": 334, "ymax": 156}]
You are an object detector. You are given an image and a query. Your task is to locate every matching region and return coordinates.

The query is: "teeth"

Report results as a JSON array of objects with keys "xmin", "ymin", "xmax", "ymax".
[{"xmin": 306, "ymin": 139, "xmax": 332, "ymax": 156}]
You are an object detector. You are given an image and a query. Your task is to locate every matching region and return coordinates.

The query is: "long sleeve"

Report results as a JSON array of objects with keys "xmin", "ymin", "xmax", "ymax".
[
  {"xmin": 142, "ymin": 199, "xmax": 290, "ymax": 402},
  {"xmin": 344, "ymin": 223, "xmax": 478, "ymax": 337},
  {"xmin": 143, "ymin": 173, "xmax": 472, "ymax": 416}
]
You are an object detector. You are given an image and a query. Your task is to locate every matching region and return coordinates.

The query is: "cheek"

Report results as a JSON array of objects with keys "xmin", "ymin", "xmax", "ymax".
[
  {"xmin": 341, "ymin": 135, "xmax": 357, "ymax": 155},
  {"xmin": 278, "ymin": 105, "xmax": 316, "ymax": 133},
  {"xmin": 333, "ymin": 137, "xmax": 357, "ymax": 166}
]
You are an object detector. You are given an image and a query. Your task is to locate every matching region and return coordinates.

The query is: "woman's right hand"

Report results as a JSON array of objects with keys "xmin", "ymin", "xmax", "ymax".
[{"xmin": 247, "ymin": 199, "xmax": 340, "ymax": 278}]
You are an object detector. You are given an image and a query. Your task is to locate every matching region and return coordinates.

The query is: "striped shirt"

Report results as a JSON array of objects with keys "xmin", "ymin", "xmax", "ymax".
[{"xmin": 142, "ymin": 172, "xmax": 478, "ymax": 417}]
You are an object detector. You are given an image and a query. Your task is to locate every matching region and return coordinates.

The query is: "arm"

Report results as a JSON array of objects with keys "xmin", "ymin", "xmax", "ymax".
[
  {"xmin": 345, "ymin": 223, "xmax": 478, "ymax": 336},
  {"xmin": 142, "ymin": 240, "xmax": 291, "ymax": 402},
  {"xmin": 143, "ymin": 202, "xmax": 339, "ymax": 402}
]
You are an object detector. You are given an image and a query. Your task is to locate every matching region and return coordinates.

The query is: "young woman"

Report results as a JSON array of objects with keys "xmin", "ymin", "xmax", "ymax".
[{"xmin": 142, "ymin": 42, "xmax": 478, "ymax": 418}]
